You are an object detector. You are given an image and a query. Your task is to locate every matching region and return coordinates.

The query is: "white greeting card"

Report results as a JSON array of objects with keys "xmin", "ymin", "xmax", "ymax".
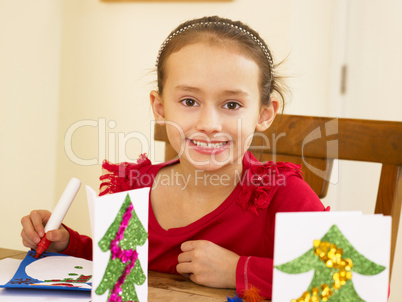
[
  {"xmin": 272, "ymin": 212, "xmax": 391, "ymax": 302},
  {"xmin": 87, "ymin": 186, "xmax": 150, "ymax": 302}
]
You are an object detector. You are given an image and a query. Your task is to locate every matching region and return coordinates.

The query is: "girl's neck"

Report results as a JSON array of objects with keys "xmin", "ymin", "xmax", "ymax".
[
  {"xmin": 150, "ymin": 159, "xmax": 244, "ymax": 230},
  {"xmin": 169, "ymin": 160, "xmax": 243, "ymax": 198}
]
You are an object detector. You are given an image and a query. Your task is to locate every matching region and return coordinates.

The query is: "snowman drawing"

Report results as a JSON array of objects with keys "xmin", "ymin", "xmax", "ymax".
[{"xmin": 26, "ymin": 255, "xmax": 92, "ymax": 289}]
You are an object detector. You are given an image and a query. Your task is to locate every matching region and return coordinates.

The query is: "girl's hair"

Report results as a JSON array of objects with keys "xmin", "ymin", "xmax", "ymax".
[{"xmin": 156, "ymin": 15, "xmax": 287, "ymax": 109}]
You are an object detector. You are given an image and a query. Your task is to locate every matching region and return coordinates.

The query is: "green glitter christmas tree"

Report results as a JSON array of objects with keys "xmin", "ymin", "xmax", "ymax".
[
  {"xmin": 275, "ymin": 225, "xmax": 385, "ymax": 302},
  {"xmin": 96, "ymin": 194, "xmax": 148, "ymax": 302}
]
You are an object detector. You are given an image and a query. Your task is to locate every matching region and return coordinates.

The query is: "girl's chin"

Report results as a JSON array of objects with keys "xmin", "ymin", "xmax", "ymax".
[{"xmin": 171, "ymin": 140, "xmax": 246, "ymax": 169}]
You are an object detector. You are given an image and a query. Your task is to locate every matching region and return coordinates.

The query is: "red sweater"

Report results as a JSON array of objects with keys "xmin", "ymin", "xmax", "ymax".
[{"xmin": 63, "ymin": 151, "xmax": 328, "ymax": 299}]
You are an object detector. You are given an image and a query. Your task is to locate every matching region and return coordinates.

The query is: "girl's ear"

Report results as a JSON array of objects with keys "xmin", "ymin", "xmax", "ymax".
[
  {"xmin": 255, "ymin": 97, "xmax": 279, "ymax": 132},
  {"xmin": 150, "ymin": 90, "xmax": 165, "ymax": 125}
]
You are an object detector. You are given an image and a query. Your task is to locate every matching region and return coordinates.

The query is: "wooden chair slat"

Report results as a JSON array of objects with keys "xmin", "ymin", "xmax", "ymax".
[{"xmin": 259, "ymin": 115, "xmax": 402, "ymax": 164}]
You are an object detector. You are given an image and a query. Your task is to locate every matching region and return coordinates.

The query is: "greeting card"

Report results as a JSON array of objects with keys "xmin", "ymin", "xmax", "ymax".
[
  {"xmin": 0, "ymin": 250, "xmax": 92, "ymax": 291},
  {"xmin": 272, "ymin": 212, "xmax": 391, "ymax": 302},
  {"xmin": 87, "ymin": 186, "xmax": 150, "ymax": 302}
]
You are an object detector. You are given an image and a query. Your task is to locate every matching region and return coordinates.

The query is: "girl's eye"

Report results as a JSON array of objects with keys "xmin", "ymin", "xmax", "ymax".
[
  {"xmin": 180, "ymin": 98, "xmax": 199, "ymax": 107},
  {"xmin": 223, "ymin": 102, "xmax": 241, "ymax": 110}
]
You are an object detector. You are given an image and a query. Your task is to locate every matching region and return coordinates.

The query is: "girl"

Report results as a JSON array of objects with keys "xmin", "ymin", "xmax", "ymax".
[{"xmin": 21, "ymin": 16, "xmax": 328, "ymax": 299}]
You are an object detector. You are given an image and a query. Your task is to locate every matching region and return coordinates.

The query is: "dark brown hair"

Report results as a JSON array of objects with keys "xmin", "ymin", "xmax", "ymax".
[{"xmin": 156, "ymin": 16, "xmax": 287, "ymax": 109}]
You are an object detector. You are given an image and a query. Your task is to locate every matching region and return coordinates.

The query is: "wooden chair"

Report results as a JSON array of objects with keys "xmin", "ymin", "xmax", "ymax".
[{"xmin": 154, "ymin": 114, "xmax": 402, "ymax": 278}]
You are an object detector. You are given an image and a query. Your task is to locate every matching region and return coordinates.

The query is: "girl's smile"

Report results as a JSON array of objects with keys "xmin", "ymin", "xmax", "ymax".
[{"xmin": 187, "ymin": 138, "xmax": 231, "ymax": 155}]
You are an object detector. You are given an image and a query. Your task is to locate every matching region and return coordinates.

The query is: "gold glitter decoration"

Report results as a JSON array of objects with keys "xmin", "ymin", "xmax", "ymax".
[{"xmin": 291, "ymin": 241, "xmax": 352, "ymax": 301}]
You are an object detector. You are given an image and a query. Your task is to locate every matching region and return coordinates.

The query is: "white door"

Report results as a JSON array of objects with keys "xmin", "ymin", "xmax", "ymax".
[{"xmin": 330, "ymin": 1, "xmax": 402, "ymax": 300}]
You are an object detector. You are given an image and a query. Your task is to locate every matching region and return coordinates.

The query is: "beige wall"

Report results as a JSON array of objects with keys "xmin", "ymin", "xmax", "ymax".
[
  {"xmin": 1, "ymin": 0, "xmax": 401, "ymax": 300},
  {"xmin": 0, "ymin": 0, "xmax": 61, "ymax": 250}
]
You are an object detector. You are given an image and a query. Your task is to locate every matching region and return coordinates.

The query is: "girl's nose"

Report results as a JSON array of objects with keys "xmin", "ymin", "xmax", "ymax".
[{"xmin": 195, "ymin": 106, "xmax": 222, "ymax": 133}]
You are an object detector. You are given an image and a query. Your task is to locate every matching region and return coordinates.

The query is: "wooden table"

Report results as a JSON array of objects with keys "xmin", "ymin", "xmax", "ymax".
[{"xmin": 0, "ymin": 248, "xmax": 236, "ymax": 301}]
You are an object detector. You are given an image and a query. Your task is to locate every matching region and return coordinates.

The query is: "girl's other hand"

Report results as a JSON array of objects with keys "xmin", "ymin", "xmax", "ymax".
[
  {"xmin": 20, "ymin": 210, "xmax": 70, "ymax": 253},
  {"xmin": 176, "ymin": 240, "xmax": 240, "ymax": 288}
]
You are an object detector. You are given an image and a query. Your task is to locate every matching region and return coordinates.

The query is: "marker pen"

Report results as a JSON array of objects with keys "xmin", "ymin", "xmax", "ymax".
[{"xmin": 35, "ymin": 177, "xmax": 81, "ymax": 258}]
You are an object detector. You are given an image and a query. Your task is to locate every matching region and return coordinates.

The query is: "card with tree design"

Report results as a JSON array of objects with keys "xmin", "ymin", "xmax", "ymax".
[
  {"xmin": 272, "ymin": 212, "xmax": 390, "ymax": 302},
  {"xmin": 88, "ymin": 187, "xmax": 150, "ymax": 302}
]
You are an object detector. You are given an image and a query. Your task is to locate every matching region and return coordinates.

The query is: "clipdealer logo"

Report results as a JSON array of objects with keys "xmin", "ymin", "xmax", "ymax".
[{"xmin": 63, "ymin": 117, "xmax": 339, "ymax": 184}]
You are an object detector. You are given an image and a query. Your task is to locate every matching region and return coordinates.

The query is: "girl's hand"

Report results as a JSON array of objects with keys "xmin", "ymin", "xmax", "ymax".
[
  {"xmin": 20, "ymin": 210, "xmax": 70, "ymax": 253},
  {"xmin": 176, "ymin": 240, "xmax": 240, "ymax": 288}
]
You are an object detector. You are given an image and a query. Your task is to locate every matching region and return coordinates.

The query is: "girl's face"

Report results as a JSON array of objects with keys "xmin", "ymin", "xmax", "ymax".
[{"xmin": 151, "ymin": 42, "xmax": 277, "ymax": 172}]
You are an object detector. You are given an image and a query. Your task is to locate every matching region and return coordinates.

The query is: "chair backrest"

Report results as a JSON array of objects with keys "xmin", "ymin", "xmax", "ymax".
[{"xmin": 154, "ymin": 114, "xmax": 402, "ymax": 278}]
